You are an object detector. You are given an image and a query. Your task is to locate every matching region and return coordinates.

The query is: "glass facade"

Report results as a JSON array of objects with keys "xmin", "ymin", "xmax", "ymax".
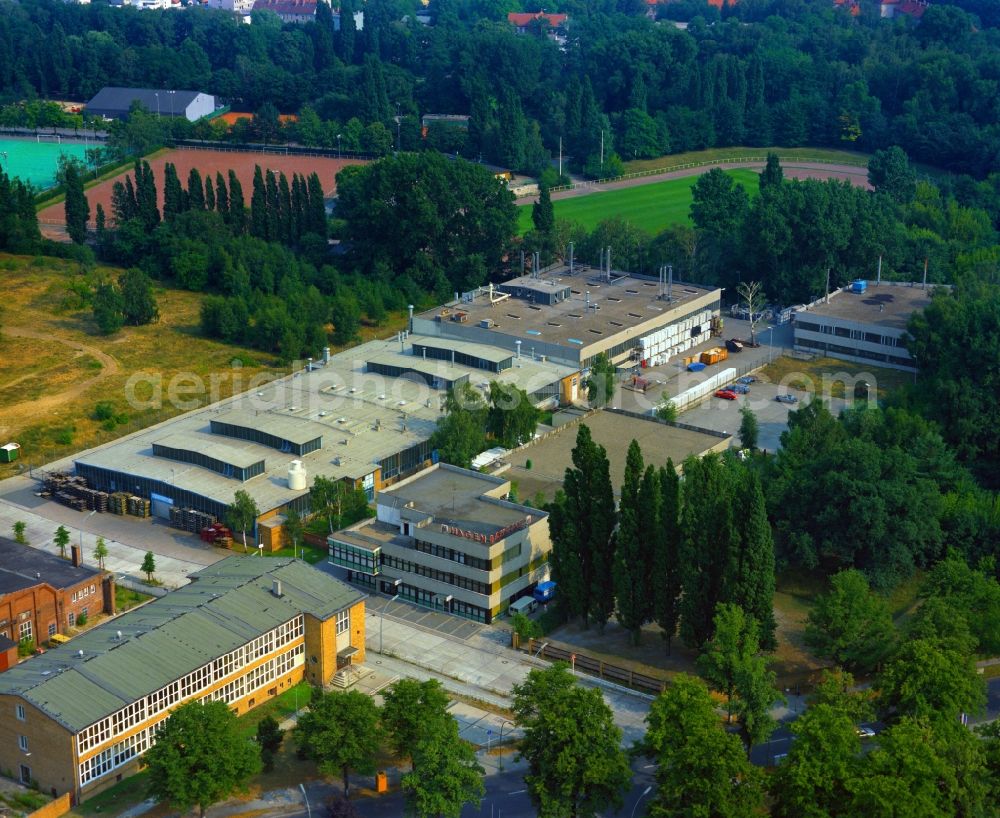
[{"xmin": 329, "ymin": 540, "xmax": 381, "ymax": 574}]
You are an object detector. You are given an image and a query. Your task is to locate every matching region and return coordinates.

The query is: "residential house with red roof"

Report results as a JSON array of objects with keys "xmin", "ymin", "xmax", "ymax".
[{"xmin": 507, "ymin": 11, "xmax": 569, "ymax": 38}]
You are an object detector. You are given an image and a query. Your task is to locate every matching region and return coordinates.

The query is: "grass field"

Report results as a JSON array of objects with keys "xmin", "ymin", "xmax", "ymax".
[
  {"xmin": 0, "ymin": 136, "xmax": 90, "ymax": 190},
  {"xmin": 517, "ymin": 168, "xmax": 759, "ymax": 234}
]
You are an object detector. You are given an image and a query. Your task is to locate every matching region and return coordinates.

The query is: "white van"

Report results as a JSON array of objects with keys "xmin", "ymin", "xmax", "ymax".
[{"xmin": 508, "ymin": 596, "xmax": 538, "ymax": 617}]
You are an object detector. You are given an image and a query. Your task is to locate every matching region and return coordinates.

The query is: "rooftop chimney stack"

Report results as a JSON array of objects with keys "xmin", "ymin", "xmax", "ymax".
[
  {"xmin": 71, "ymin": 544, "xmax": 82, "ymax": 568},
  {"xmin": 272, "ymin": 579, "xmax": 283, "ymax": 598},
  {"xmin": 408, "ymin": 304, "xmax": 414, "ymax": 331}
]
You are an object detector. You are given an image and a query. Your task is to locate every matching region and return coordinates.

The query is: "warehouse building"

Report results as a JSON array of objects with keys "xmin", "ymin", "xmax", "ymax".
[
  {"xmin": 0, "ymin": 538, "xmax": 113, "ymax": 650},
  {"xmin": 792, "ymin": 281, "xmax": 935, "ymax": 371},
  {"xmin": 329, "ymin": 464, "xmax": 550, "ymax": 623},
  {"xmin": 86, "ymin": 87, "xmax": 216, "ymax": 122},
  {"xmin": 0, "ymin": 557, "xmax": 365, "ymax": 801},
  {"xmin": 412, "ymin": 263, "xmax": 723, "ymax": 370},
  {"xmin": 72, "ymin": 334, "xmax": 573, "ymax": 543}
]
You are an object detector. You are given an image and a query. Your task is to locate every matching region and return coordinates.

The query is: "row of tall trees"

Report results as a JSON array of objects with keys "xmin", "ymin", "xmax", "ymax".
[{"xmin": 549, "ymin": 426, "xmax": 776, "ymax": 652}]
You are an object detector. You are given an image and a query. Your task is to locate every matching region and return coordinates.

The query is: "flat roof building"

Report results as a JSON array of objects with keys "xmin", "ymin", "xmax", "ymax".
[
  {"xmin": 413, "ymin": 265, "xmax": 723, "ymax": 370},
  {"xmin": 71, "ymin": 334, "xmax": 576, "ymax": 535},
  {"xmin": 0, "ymin": 557, "xmax": 365, "ymax": 801},
  {"xmin": 793, "ymin": 281, "xmax": 936, "ymax": 371},
  {"xmin": 329, "ymin": 464, "xmax": 550, "ymax": 623}
]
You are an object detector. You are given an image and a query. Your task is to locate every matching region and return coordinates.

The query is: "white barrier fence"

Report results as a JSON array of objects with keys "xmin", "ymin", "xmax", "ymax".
[{"xmin": 668, "ymin": 366, "xmax": 738, "ymax": 412}]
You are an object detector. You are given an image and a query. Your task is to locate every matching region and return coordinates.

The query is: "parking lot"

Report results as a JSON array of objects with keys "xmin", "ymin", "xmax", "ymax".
[{"xmin": 679, "ymin": 380, "xmax": 848, "ymax": 452}]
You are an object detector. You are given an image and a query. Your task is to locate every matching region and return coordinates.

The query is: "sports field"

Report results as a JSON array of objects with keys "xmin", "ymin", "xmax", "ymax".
[
  {"xmin": 517, "ymin": 168, "xmax": 759, "ymax": 234},
  {"xmin": 0, "ymin": 137, "xmax": 90, "ymax": 190}
]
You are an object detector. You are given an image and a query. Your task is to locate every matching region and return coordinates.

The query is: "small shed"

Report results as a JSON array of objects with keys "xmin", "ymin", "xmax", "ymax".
[{"xmin": 0, "ymin": 442, "xmax": 20, "ymax": 463}]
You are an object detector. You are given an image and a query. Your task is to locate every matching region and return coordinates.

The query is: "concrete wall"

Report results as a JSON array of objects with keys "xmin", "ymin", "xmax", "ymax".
[
  {"xmin": 670, "ymin": 367, "xmax": 737, "ymax": 411},
  {"xmin": 28, "ymin": 792, "xmax": 71, "ymax": 818}
]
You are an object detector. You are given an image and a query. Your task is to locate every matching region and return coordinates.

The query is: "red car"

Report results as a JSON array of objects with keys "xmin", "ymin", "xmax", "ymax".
[{"xmin": 715, "ymin": 389, "xmax": 739, "ymax": 400}]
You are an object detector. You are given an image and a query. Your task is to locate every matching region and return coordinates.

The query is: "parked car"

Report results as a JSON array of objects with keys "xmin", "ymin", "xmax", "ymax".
[
  {"xmin": 730, "ymin": 384, "xmax": 750, "ymax": 394},
  {"xmin": 856, "ymin": 726, "xmax": 876, "ymax": 739},
  {"xmin": 775, "ymin": 394, "xmax": 798, "ymax": 404},
  {"xmin": 715, "ymin": 389, "xmax": 739, "ymax": 400},
  {"xmin": 737, "ymin": 376, "xmax": 757, "ymax": 385}
]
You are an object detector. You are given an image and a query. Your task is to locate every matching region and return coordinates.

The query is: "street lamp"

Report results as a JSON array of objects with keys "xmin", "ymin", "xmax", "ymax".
[
  {"xmin": 337, "ymin": 133, "xmax": 342, "ymax": 158},
  {"xmin": 155, "ymin": 92, "xmax": 160, "ymax": 118},
  {"xmin": 79, "ymin": 509, "xmax": 97, "ymax": 554},
  {"xmin": 762, "ymin": 326, "xmax": 776, "ymax": 365},
  {"xmin": 497, "ymin": 719, "xmax": 516, "ymax": 771},
  {"xmin": 631, "ymin": 785, "xmax": 653, "ymax": 818},
  {"xmin": 378, "ymin": 579, "xmax": 403, "ymax": 654}
]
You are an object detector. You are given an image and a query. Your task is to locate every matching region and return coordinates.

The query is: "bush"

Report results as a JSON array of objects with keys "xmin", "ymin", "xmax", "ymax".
[
  {"xmin": 76, "ymin": 612, "xmax": 88, "ymax": 627},
  {"xmin": 17, "ymin": 638, "xmax": 35, "ymax": 657},
  {"xmin": 525, "ymin": 459, "xmax": 533, "ymax": 470},
  {"xmin": 94, "ymin": 401, "xmax": 115, "ymax": 421},
  {"xmin": 512, "ymin": 611, "xmax": 543, "ymax": 639},
  {"xmin": 101, "ymin": 418, "xmax": 117, "ymax": 432},
  {"xmin": 53, "ymin": 427, "xmax": 75, "ymax": 445}
]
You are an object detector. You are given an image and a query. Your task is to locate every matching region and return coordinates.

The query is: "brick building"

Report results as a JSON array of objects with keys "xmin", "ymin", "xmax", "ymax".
[
  {"xmin": 0, "ymin": 538, "xmax": 112, "ymax": 651},
  {"xmin": 0, "ymin": 557, "xmax": 365, "ymax": 801}
]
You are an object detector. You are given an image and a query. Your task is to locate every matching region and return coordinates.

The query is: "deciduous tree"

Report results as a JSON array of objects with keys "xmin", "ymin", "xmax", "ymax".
[
  {"xmin": 512, "ymin": 664, "xmax": 631, "ymax": 818},
  {"xmin": 295, "ymin": 690, "xmax": 381, "ymax": 799},
  {"xmin": 401, "ymin": 717, "xmax": 484, "ymax": 818},
  {"xmin": 144, "ymin": 700, "xmax": 261, "ymax": 818},
  {"xmin": 381, "ymin": 679, "xmax": 450, "ymax": 772},
  {"xmin": 227, "ymin": 489, "xmax": 260, "ymax": 552},
  {"xmin": 54, "ymin": 525, "xmax": 70, "ymax": 559}
]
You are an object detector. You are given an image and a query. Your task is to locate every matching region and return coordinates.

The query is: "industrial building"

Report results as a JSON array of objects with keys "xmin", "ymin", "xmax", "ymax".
[
  {"xmin": 85, "ymin": 87, "xmax": 216, "ymax": 122},
  {"xmin": 329, "ymin": 464, "xmax": 550, "ymax": 623},
  {"xmin": 792, "ymin": 281, "xmax": 935, "ymax": 371},
  {"xmin": 0, "ymin": 557, "xmax": 365, "ymax": 801},
  {"xmin": 71, "ymin": 334, "xmax": 574, "ymax": 542},
  {"xmin": 412, "ymin": 263, "xmax": 723, "ymax": 370},
  {"xmin": 0, "ymin": 538, "xmax": 113, "ymax": 651}
]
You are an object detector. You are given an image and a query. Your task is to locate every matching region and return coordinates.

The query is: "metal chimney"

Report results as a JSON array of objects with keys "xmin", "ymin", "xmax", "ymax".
[
  {"xmin": 667, "ymin": 264, "xmax": 673, "ymax": 301},
  {"xmin": 323, "ymin": 346, "xmax": 331, "ymax": 365},
  {"xmin": 606, "ymin": 247, "xmax": 612, "ymax": 280},
  {"xmin": 515, "ymin": 340, "xmax": 521, "ymax": 359},
  {"xmin": 272, "ymin": 579, "xmax": 283, "ymax": 597},
  {"xmin": 569, "ymin": 242, "xmax": 574, "ymax": 274}
]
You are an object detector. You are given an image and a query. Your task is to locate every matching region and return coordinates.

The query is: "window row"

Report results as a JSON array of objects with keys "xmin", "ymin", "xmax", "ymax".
[
  {"xmin": 72, "ymin": 585, "xmax": 98, "ymax": 603},
  {"xmin": 79, "ymin": 723, "xmax": 157, "ymax": 786},
  {"xmin": 78, "ymin": 616, "xmax": 304, "ymax": 753},
  {"xmin": 413, "ymin": 539, "xmax": 491, "ymax": 572},
  {"xmin": 207, "ymin": 644, "xmax": 303, "ymax": 706},
  {"xmin": 382, "ymin": 555, "xmax": 490, "ymax": 595}
]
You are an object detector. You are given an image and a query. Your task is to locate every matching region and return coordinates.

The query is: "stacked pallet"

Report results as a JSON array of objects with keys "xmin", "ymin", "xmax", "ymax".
[
  {"xmin": 45, "ymin": 472, "xmax": 110, "ymax": 513},
  {"xmin": 108, "ymin": 492, "xmax": 130, "ymax": 515},
  {"xmin": 127, "ymin": 496, "xmax": 150, "ymax": 518},
  {"xmin": 170, "ymin": 507, "xmax": 215, "ymax": 532},
  {"xmin": 55, "ymin": 491, "xmax": 87, "ymax": 511},
  {"xmin": 200, "ymin": 523, "xmax": 233, "ymax": 544}
]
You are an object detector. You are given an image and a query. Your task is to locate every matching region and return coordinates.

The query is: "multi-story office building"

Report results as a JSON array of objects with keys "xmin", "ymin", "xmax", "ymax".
[
  {"xmin": 329, "ymin": 464, "xmax": 550, "ymax": 623},
  {"xmin": 0, "ymin": 557, "xmax": 365, "ymax": 802},
  {"xmin": 792, "ymin": 281, "xmax": 935, "ymax": 371}
]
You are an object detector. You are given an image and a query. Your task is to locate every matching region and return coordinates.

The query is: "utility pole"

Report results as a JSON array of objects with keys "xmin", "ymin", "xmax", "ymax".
[
  {"xmin": 600, "ymin": 129, "xmax": 604, "ymax": 167},
  {"xmin": 558, "ymin": 136, "xmax": 562, "ymax": 178}
]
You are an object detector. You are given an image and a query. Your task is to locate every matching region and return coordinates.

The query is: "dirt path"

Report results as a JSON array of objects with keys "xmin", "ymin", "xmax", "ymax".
[
  {"xmin": 0, "ymin": 326, "xmax": 120, "ymax": 436},
  {"xmin": 516, "ymin": 160, "xmax": 871, "ymax": 204}
]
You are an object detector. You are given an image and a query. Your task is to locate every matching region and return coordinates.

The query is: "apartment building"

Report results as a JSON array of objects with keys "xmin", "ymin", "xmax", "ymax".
[
  {"xmin": 330, "ymin": 464, "xmax": 551, "ymax": 623},
  {"xmin": 0, "ymin": 557, "xmax": 365, "ymax": 801}
]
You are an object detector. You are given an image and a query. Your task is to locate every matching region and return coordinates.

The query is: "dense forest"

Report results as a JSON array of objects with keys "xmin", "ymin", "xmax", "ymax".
[{"xmin": 1, "ymin": 0, "xmax": 1000, "ymax": 176}]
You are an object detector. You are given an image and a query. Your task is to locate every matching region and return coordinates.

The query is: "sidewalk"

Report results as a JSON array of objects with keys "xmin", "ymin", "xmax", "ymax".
[{"xmin": 369, "ymin": 609, "xmax": 652, "ymax": 746}]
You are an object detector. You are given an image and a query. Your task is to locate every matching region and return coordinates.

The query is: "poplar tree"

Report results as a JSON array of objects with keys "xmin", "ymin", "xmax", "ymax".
[
  {"xmin": 613, "ymin": 440, "xmax": 648, "ymax": 645},
  {"xmin": 337, "ymin": 0, "xmax": 356, "ymax": 63},
  {"xmin": 278, "ymin": 171, "xmax": 292, "ymax": 243},
  {"xmin": 204, "ymin": 174, "xmax": 215, "ymax": 211},
  {"xmin": 679, "ymin": 454, "xmax": 736, "ymax": 649},
  {"xmin": 228, "ymin": 170, "xmax": 246, "ymax": 234},
  {"xmin": 187, "ymin": 167, "xmax": 205, "ymax": 211},
  {"xmin": 550, "ymin": 425, "xmax": 615, "ymax": 628},
  {"xmin": 653, "ymin": 461, "xmax": 682, "ymax": 654},
  {"xmin": 215, "ymin": 171, "xmax": 229, "ymax": 220},
  {"xmin": 290, "ymin": 173, "xmax": 304, "ymax": 241},
  {"xmin": 306, "ymin": 172, "xmax": 327, "ymax": 237},
  {"xmin": 162, "ymin": 162, "xmax": 183, "ymax": 220},
  {"xmin": 63, "ymin": 162, "xmax": 89, "ymax": 244},
  {"xmin": 727, "ymin": 468, "xmax": 777, "ymax": 650},
  {"xmin": 135, "ymin": 160, "xmax": 159, "ymax": 230},
  {"xmin": 250, "ymin": 165, "xmax": 267, "ymax": 239},
  {"xmin": 265, "ymin": 169, "xmax": 280, "ymax": 241}
]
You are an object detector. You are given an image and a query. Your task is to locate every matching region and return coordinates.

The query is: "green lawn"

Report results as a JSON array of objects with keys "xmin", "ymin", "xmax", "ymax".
[{"xmin": 517, "ymin": 168, "xmax": 759, "ymax": 235}]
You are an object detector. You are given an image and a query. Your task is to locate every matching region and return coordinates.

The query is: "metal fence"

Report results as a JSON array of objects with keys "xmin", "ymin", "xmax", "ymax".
[
  {"xmin": 546, "ymin": 154, "xmax": 869, "ymax": 194},
  {"xmin": 521, "ymin": 638, "xmax": 668, "ymax": 695},
  {"xmin": 170, "ymin": 139, "xmax": 376, "ymax": 161}
]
